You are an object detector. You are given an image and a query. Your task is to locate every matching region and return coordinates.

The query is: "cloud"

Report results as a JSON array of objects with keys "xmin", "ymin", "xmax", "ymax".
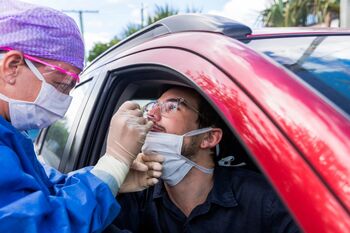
[
  {"xmin": 124, "ymin": 3, "xmax": 151, "ymax": 25},
  {"xmin": 84, "ymin": 31, "xmax": 114, "ymax": 53},
  {"xmin": 208, "ymin": 0, "xmax": 270, "ymax": 27},
  {"xmin": 106, "ymin": 0, "xmax": 125, "ymax": 4},
  {"xmin": 130, "ymin": 6, "xmax": 142, "ymax": 24}
]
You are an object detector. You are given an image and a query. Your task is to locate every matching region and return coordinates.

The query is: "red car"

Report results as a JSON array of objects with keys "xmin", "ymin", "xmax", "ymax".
[{"xmin": 35, "ymin": 14, "xmax": 350, "ymax": 232}]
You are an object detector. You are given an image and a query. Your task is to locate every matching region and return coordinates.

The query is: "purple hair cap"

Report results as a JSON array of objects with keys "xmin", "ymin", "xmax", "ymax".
[{"xmin": 0, "ymin": 0, "xmax": 84, "ymax": 70}]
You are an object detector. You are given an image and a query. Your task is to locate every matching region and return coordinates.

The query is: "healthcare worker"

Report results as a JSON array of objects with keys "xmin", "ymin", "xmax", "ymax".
[{"xmin": 0, "ymin": 1, "xmax": 162, "ymax": 232}]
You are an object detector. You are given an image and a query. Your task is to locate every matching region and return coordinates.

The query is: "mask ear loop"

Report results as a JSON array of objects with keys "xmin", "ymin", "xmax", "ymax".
[
  {"xmin": 215, "ymin": 144, "xmax": 220, "ymax": 156},
  {"xmin": 183, "ymin": 127, "xmax": 213, "ymax": 137},
  {"xmin": 180, "ymin": 127, "xmax": 215, "ymax": 174},
  {"xmin": 183, "ymin": 127, "xmax": 216, "ymax": 154},
  {"xmin": 24, "ymin": 59, "xmax": 46, "ymax": 82}
]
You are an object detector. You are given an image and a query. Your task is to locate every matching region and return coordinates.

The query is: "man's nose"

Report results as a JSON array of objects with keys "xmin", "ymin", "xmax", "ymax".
[{"xmin": 147, "ymin": 106, "xmax": 161, "ymax": 122}]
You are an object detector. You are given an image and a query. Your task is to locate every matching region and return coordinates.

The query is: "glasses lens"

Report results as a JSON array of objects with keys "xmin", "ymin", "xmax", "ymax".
[
  {"xmin": 162, "ymin": 101, "xmax": 178, "ymax": 114},
  {"xmin": 143, "ymin": 97, "xmax": 203, "ymax": 120},
  {"xmin": 143, "ymin": 99, "xmax": 182, "ymax": 118},
  {"xmin": 143, "ymin": 101, "xmax": 157, "ymax": 117},
  {"xmin": 41, "ymin": 67, "xmax": 77, "ymax": 94},
  {"xmin": 27, "ymin": 59, "xmax": 77, "ymax": 95},
  {"xmin": 54, "ymin": 75, "xmax": 77, "ymax": 94}
]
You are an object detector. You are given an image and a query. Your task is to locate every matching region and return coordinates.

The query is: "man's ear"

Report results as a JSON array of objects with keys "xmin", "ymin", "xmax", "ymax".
[
  {"xmin": 0, "ymin": 50, "xmax": 24, "ymax": 85},
  {"xmin": 200, "ymin": 128, "xmax": 223, "ymax": 149}
]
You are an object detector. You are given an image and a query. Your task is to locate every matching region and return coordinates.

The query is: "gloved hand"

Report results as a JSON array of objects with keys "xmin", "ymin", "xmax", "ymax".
[
  {"xmin": 106, "ymin": 101, "xmax": 153, "ymax": 166},
  {"xmin": 119, "ymin": 153, "xmax": 164, "ymax": 193}
]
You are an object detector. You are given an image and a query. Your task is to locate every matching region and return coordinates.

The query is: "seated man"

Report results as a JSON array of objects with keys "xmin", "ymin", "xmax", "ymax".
[{"xmin": 111, "ymin": 86, "xmax": 300, "ymax": 233}]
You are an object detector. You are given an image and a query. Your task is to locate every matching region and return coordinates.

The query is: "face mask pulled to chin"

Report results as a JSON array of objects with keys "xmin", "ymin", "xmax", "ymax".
[{"xmin": 142, "ymin": 127, "xmax": 214, "ymax": 186}]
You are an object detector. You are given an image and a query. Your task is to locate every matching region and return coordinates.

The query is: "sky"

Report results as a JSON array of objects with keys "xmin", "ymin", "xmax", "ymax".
[{"xmin": 24, "ymin": 0, "xmax": 271, "ymax": 54}]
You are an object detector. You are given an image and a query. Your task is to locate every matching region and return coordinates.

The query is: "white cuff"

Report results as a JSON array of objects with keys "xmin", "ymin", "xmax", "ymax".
[{"xmin": 91, "ymin": 154, "xmax": 129, "ymax": 196}]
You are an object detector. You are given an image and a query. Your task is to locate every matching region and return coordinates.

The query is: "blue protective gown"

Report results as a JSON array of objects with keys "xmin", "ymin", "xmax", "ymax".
[{"xmin": 0, "ymin": 116, "xmax": 121, "ymax": 233}]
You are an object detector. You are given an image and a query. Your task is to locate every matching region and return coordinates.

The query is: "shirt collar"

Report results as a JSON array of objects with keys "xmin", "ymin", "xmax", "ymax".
[
  {"xmin": 152, "ymin": 167, "xmax": 238, "ymax": 208},
  {"xmin": 208, "ymin": 167, "xmax": 238, "ymax": 207},
  {"xmin": 153, "ymin": 179, "xmax": 165, "ymax": 199}
]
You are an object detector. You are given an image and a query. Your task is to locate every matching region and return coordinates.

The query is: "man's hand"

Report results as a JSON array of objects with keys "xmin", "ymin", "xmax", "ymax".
[
  {"xmin": 119, "ymin": 153, "xmax": 164, "ymax": 193},
  {"xmin": 105, "ymin": 101, "xmax": 153, "ymax": 166}
]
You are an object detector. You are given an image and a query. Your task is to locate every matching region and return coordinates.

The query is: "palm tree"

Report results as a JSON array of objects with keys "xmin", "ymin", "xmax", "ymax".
[
  {"xmin": 147, "ymin": 4, "xmax": 179, "ymax": 25},
  {"xmin": 261, "ymin": 0, "xmax": 340, "ymax": 27},
  {"xmin": 88, "ymin": 4, "xmax": 200, "ymax": 62},
  {"xmin": 119, "ymin": 4, "xmax": 179, "ymax": 40},
  {"xmin": 121, "ymin": 23, "xmax": 142, "ymax": 38},
  {"xmin": 261, "ymin": 0, "xmax": 285, "ymax": 27},
  {"xmin": 314, "ymin": 0, "xmax": 340, "ymax": 26},
  {"xmin": 122, "ymin": 4, "xmax": 201, "ymax": 38}
]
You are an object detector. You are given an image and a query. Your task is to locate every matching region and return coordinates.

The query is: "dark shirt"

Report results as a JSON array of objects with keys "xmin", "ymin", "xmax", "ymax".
[{"xmin": 110, "ymin": 167, "xmax": 300, "ymax": 233}]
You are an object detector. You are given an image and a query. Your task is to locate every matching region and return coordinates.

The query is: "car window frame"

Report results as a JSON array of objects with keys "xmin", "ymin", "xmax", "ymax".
[{"xmin": 35, "ymin": 74, "xmax": 97, "ymax": 171}]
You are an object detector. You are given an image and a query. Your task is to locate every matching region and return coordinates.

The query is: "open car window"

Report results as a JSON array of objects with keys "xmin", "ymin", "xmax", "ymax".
[
  {"xmin": 98, "ymin": 66, "xmax": 301, "ymax": 232},
  {"xmin": 94, "ymin": 66, "xmax": 261, "ymax": 172},
  {"xmin": 39, "ymin": 80, "xmax": 93, "ymax": 169}
]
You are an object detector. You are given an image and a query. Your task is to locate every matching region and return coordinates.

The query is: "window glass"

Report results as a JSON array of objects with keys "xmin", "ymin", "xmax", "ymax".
[
  {"xmin": 135, "ymin": 99, "xmax": 153, "ymax": 108},
  {"xmin": 247, "ymin": 36, "xmax": 350, "ymax": 116},
  {"xmin": 41, "ymin": 81, "xmax": 92, "ymax": 169}
]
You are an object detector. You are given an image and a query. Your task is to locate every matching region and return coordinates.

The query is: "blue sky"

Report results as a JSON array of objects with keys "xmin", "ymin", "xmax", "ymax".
[{"xmin": 24, "ymin": 0, "xmax": 270, "ymax": 53}]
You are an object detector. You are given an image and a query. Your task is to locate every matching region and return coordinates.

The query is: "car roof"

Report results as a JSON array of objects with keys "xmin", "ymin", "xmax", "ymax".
[
  {"xmin": 83, "ymin": 14, "xmax": 252, "ymax": 73},
  {"xmin": 83, "ymin": 14, "xmax": 350, "ymax": 73},
  {"xmin": 250, "ymin": 27, "xmax": 350, "ymax": 39}
]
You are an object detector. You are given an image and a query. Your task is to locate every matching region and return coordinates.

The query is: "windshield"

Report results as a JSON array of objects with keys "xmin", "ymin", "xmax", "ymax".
[{"xmin": 247, "ymin": 35, "xmax": 350, "ymax": 116}]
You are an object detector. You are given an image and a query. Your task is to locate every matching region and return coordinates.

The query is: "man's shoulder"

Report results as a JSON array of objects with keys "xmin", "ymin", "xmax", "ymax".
[
  {"xmin": 216, "ymin": 166, "xmax": 265, "ymax": 181},
  {"xmin": 215, "ymin": 166, "xmax": 274, "ymax": 195}
]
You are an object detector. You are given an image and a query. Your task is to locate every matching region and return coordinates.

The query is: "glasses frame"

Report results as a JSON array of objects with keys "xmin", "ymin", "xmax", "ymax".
[
  {"xmin": 0, "ymin": 47, "xmax": 80, "ymax": 82},
  {"xmin": 143, "ymin": 97, "xmax": 202, "ymax": 118}
]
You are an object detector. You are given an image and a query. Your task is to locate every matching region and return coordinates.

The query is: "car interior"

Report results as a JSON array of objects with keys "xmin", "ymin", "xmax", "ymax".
[{"xmin": 97, "ymin": 66, "xmax": 272, "ymax": 233}]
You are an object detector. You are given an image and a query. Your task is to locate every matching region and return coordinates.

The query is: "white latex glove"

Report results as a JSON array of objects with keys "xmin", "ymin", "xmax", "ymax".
[
  {"xmin": 106, "ymin": 101, "xmax": 153, "ymax": 166},
  {"xmin": 119, "ymin": 153, "xmax": 164, "ymax": 193}
]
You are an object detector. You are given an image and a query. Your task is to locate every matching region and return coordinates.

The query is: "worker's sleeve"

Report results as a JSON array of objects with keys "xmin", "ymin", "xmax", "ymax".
[{"xmin": 0, "ymin": 146, "xmax": 121, "ymax": 233}]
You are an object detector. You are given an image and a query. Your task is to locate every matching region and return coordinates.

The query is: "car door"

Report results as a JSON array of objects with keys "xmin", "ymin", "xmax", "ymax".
[{"xmin": 36, "ymin": 38, "xmax": 349, "ymax": 232}]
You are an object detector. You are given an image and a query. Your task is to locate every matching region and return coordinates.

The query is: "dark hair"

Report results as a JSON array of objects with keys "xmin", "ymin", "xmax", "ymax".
[{"xmin": 196, "ymin": 94, "xmax": 232, "ymax": 159}]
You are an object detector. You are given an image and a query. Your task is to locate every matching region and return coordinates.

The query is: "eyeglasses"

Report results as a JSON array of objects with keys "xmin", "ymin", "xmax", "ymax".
[
  {"xmin": 143, "ymin": 97, "xmax": 201, "ymax": 118},
  {"xmin": 0, "ymin": 47, "xmax": 80, "ymax": 94},
  {"xmin": 24, "ymin": 53, "xmax": 80, "ymax": 81}
]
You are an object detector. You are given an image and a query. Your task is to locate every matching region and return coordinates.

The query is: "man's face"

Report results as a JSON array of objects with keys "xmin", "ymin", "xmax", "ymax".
[
  {"xmin": 147, "ymin": 87, "xmax": 203, "ymax": 157},
  {"xmin": 148, "ymin": 88, "xmax": 200, "ymax": 135}
]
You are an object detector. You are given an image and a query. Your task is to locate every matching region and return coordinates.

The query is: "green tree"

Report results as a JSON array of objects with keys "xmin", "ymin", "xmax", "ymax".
[
  {"xmin": 261, "ymin": 0, "xmax": 285, "ymax": 27},
  {"xmin": 121, "ymin": 23, "xmax": 142, "ymax": 39},
  {"xmin": 87, "ymin": 38, "xmax": 119, "ymax": 62},
  {"xmin": 45, "ymin": 121, "xmax": 69, "ymax": 156},
  {"xmin": 185, "ymin": 5, "xmax": 203, "ymax": 14},
  {"xmin": 147, "ymin": 4, "xmax": 179, "ymax": 25},
  {"xmin": 120, "ymin": 4, "xmax": 180, "ymax": 40},
  {"xmin": 88, "ymin": 4, "xmax": 200, "ymax": 62},
  {"xmin": 313, "ymin": 0, "xmax": 340, "ymax": 26},
  {"xmin": 261, "ymin": 0, "xmax": 340, "ymax": 27}
]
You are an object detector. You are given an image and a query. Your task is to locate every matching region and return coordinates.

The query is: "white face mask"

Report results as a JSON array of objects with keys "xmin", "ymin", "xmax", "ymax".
[
  {"xmin": 142, "ymin": 127, "xmax": 214, "ymax": 186},
  {"xmin": 0, "ymin": 57, "xmax": 72, "ymax": 130}
]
